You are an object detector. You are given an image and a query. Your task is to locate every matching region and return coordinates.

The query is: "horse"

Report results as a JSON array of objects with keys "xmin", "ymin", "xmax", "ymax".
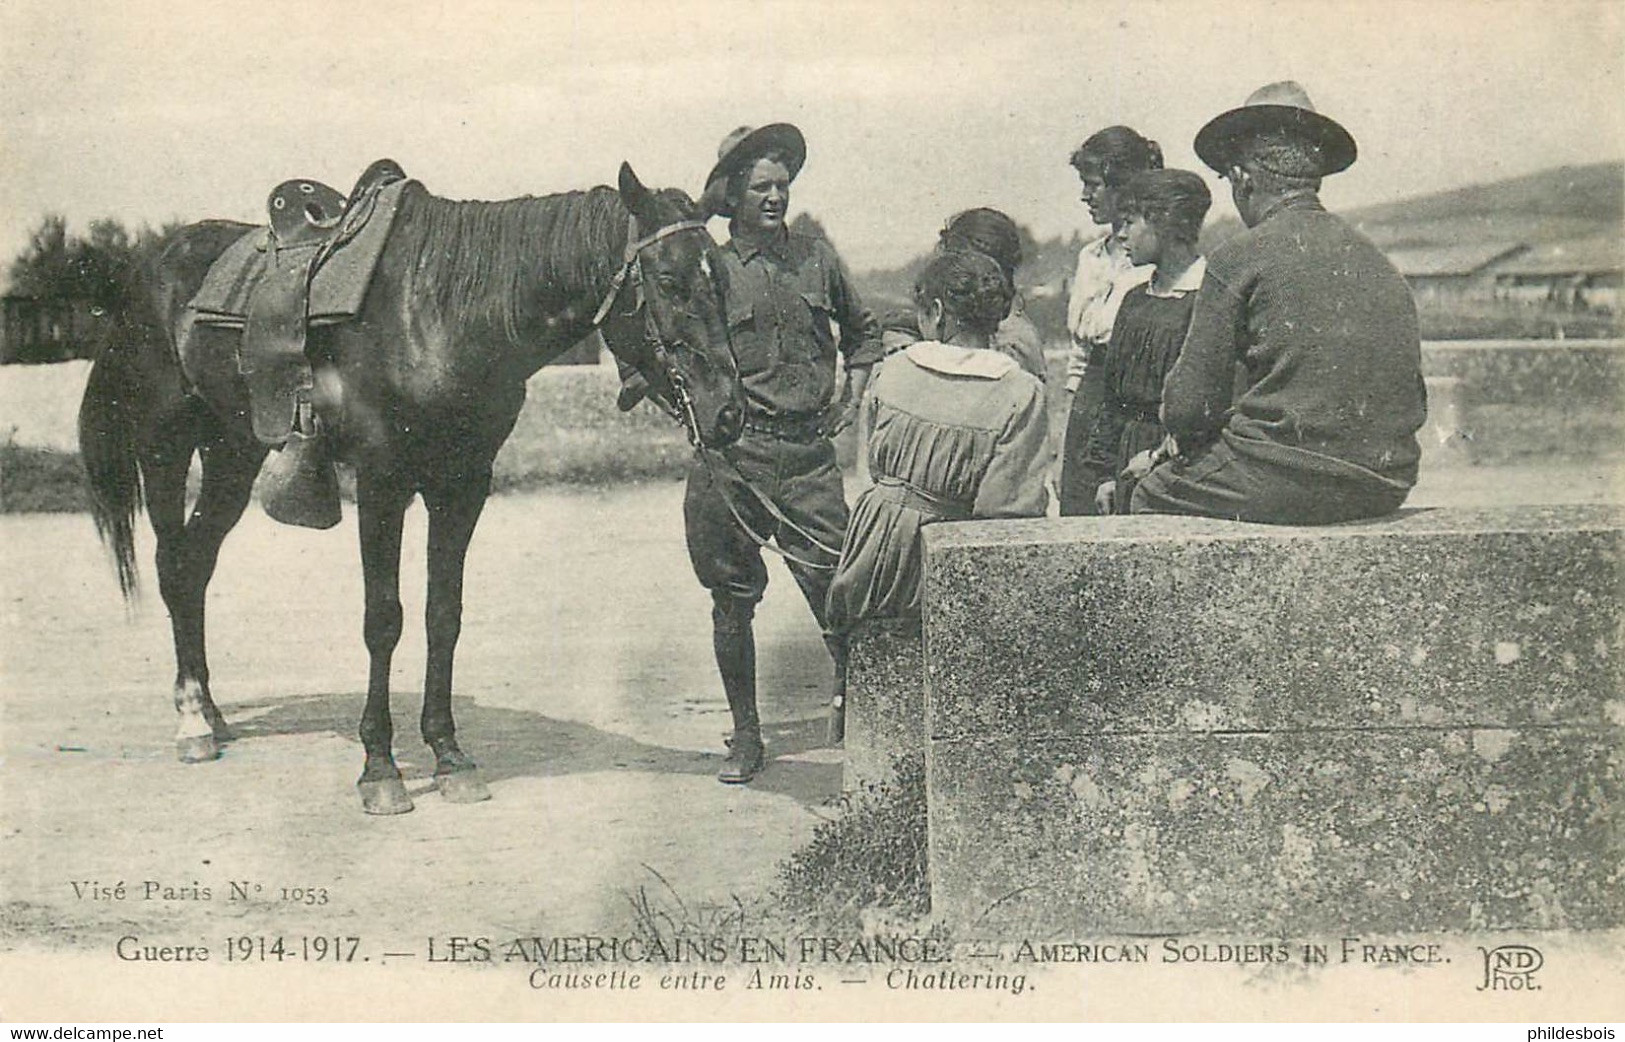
[{"xmin": 77, "ymin": 162, "xmax": 745, "ymax": 814}]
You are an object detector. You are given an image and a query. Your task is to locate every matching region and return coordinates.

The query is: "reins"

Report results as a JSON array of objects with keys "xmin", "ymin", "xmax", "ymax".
[
  {"xmin": 696, "ymin": 445, "xmax": 842, "ymax": 571},
  {"xmin": 591, "ymin": 214, "xmax": 841, "ymax": 573}
]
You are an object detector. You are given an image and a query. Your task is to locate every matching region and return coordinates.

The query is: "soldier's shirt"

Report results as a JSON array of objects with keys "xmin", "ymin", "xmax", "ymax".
[{"xmin": 720, "ymin": 230, "xmax": 884, "ymax": 419}]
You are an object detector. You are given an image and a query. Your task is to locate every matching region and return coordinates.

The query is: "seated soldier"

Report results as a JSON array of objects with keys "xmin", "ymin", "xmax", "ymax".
[{"xmin": 1131, "ymin": 82, "xmax": 1427, "ymax": 525}]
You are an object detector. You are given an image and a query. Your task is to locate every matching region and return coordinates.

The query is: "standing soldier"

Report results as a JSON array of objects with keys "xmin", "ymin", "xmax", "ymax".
[{"xmin": 684, "ymin": 123, "xmax": 884, "ymax": 782}]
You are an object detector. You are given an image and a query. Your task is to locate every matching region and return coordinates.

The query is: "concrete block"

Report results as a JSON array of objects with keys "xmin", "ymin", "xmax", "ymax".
[
  {"xmin": 921, "ymin": 505, "xmax": 1624, "ymax": 932},
  {"xmin": 923, "ymin": 507, "xmax": 1622, "ymax": 739},
  {"xmin": 1418, "ymin": 341, "xmax": 1622, "ymax": 465},
  {"xmin": 843, "ymin": 619, "xmax": 923, "ymax": 793},
  {"xmin": 1420, "ymin": 376, "xmax": 1473, "ymax": 465},
  {"xmin": 929, "ymin": 729, "xmax": 1622, "ymax": 934}
]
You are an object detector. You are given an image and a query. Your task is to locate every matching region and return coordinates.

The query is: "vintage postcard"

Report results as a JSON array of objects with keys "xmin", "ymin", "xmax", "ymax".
[{"xmin": 1, "ymin": 0, "xmax": 1620, "ymax": 1024}]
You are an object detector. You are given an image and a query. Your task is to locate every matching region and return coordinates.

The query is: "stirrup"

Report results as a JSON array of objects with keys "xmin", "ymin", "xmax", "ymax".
[{"xmin": 262, "ymin": 413, "xmax": 341, "ymax": 530}]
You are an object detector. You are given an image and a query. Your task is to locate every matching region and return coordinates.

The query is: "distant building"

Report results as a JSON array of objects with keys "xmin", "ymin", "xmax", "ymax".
[
  {"xmin": 1, "ymin": 295, "xmax": 102, "ymax": 365},
  {"xmin": 1489, "ymin": 237, "xmax": 1623, "ymax": 312},
  {"xmin": 1384, "ymin": 242, "xmax": 1527, "ymax": 302}
]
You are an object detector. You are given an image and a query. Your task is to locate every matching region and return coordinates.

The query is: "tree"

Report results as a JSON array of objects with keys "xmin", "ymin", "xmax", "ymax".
[
  {"xmin": 7, "ymin": 214, "xmax": 145, "ymax": 308},
  {"xmin": 8, "ymin": 214, "xmax": 71, "ymax": 298},
  {"xmin": 789, "ymin": 212, "xmax": 830, "ymax": 243},
  {"xmin": 1014, "ymin": 219, "xmax": 1042, "ymax": 276}
]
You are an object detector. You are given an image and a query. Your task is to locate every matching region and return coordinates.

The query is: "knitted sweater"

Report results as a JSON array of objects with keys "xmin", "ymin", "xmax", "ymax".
[{"xmin": 1161, "ymin": 195, "xmax": 1427, "ymax": 487}]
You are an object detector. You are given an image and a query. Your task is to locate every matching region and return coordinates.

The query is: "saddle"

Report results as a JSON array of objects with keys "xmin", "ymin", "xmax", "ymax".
[
  {"xmin": 188, "ymin": 159, "xmax": 409, "ymax": 445},
  {"xmin": 183, "ymin": 159, "xmax": 409, "ymax": 530}
]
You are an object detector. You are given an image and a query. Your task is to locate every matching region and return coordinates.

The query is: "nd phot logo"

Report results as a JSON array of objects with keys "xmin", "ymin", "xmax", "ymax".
[{"xmin": 1478, "ymin": 944, "xmax": 1543, "ymax": 991}]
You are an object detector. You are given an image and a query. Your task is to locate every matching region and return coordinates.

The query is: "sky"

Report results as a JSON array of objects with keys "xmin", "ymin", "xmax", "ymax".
[{"xmin": 2, "ymin": 0, "xmax": 1622, "ymax": 275}]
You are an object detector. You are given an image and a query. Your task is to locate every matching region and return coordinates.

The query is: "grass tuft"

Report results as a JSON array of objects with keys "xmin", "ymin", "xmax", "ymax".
[{"xmin": 773, "ymin": 754, "xmax": 930, "ymax": 931}]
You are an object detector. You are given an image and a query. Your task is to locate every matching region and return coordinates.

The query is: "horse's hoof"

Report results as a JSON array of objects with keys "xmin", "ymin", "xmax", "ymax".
[
  {"xmin": 358, "ymin": 778, "xmax": 414, "ymax": 815},
  {"xmin": 176, "ymin": 735, "xmax": 221, "ymax": 764},
  {"xmin": 436, "ymin": 770, "xmax": 491, "ymax": 804},
  {"xmin": 209, "ymin": 718, "xmax": 236, "ymax": 743}
]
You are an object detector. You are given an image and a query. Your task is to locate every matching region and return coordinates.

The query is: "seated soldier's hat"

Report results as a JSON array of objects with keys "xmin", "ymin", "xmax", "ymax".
[
  {"xmin": 701, "ymin": 123, "xmax": 807, "ymax": 217},
  {"xmin": 1194, "ymin": 81, "xmax": 1357, "ymax": 177}
]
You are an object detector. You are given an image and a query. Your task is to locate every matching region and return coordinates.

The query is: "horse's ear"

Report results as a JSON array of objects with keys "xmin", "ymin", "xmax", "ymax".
[{"xmin": 617, "ymin": 162, "xmax": 657, "ymax": 223}]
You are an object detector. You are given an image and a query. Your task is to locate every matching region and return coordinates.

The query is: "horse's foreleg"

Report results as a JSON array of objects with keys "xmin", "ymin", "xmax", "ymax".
[
  {"xmin": 421, "ymin": 473, "xmax": 491, "ymax": 803},
  {"xmin": 355, "ymin": 469, "xmax": 414, "ymax": 815}
]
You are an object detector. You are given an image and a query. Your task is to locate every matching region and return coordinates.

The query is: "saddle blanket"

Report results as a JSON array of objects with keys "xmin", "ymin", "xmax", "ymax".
[{"xmin": 188, "ymin": 179, "xmax": 410, "ymax": 328}]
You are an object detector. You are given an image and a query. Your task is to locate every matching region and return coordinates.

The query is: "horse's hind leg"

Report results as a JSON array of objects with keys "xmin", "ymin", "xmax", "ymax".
[
  {"xmin": 355, "ymin": 469, "xmax": 414, "ymax": 814},
  {"xmin": 145, "ymin": 448, "xmax": 212, "ymax": 761},
  {"xmin": 147, "ymin": 428, "xmax": 262, "ymax": 763},
  {"xmin": 186, "ymin": 441, "xmax": 264, "ymax": 740},
  {"xmin": 421, "ymin": 471, "xmax": 492, "ymax": 803}
]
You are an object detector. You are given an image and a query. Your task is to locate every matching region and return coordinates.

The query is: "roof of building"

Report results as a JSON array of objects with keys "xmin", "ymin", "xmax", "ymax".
[
  {"xmin": 1491, "ymin": 236, "xmax": 1623, "ymax": 277},
  {"xmin": 1384, "ymin": 242, "xmax": 1527, "ymax": 278}
]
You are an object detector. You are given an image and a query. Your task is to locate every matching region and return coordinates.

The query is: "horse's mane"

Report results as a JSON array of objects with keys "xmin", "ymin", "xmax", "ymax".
[{"xmin": 391, "ymin": 183, "xmax": 630, "ymax": 342}]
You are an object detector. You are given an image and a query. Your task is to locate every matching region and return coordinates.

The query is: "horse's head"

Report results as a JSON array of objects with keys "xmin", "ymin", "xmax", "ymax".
[{"xmin": 611, "ymin": 162, "xmax": 744, "ymax": 449}]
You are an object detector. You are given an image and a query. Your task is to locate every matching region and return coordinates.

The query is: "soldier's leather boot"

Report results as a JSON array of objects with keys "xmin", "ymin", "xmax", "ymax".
[{"xmin": 714, "ymin": 596, "xmax": 764, "ymax": 784}]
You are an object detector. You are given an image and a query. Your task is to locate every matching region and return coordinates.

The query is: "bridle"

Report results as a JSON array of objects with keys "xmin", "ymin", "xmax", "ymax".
[
  {"xmin": 590, "ymin": 213, "xmax": 841, "ymax": 572},
  {"xmin": 590, "ymin": 215, "xmax": 714, "ymax": 446}
]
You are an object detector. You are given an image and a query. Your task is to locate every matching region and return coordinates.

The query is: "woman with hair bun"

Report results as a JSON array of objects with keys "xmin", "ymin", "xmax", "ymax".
[
  {"xmin": 826, "ymin": 251, "xmax": 1050, "ymax": 732},
  {"xmin": 938, "ymin": 207, "xmax": 1047, "ymax": 383},
  {"xmin": 1059, "ymin": 125, "xmax": 1163, "ymax": 515}
]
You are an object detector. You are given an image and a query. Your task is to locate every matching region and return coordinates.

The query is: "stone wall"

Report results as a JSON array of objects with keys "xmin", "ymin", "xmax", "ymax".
[
  {"xmin": 1418, "ymin": 341, "xmax": 1621, "ymax": 465},
  {"xmin": 912, "ymin": 506, "xmax": 1623, "ymax": 934},
  {"xmin": 1419, "ymin": 340, "xmax": 1620, "ymax": 405}
]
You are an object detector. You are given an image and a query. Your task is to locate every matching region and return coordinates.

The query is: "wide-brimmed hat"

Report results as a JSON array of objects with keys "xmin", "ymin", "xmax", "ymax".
[
  {"xmin": 1194, "ymin": 81, "xmax": 1357, "ymax": 177},
  {"xmin": 701, "ymin": 123, "xmax": 807, "ymax": 217}
]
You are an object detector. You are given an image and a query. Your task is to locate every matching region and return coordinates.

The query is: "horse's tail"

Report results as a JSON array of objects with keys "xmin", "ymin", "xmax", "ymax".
[{"xmin": 78, "ymin": 334, "xmax": 145, "ymax": 600}]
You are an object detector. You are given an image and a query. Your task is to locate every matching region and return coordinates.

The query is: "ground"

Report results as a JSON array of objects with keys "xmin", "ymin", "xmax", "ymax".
[
  {"xmin": 1, "ymin": 455, "xmax": 1620, "ymax": 1018},
  {"xmin": 1, "ymin": 482, "xmax": 843, "ymax": 957}
]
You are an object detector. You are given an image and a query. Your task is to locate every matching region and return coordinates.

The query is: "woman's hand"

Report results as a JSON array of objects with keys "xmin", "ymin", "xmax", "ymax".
[
  {"xmin": 1123, "ymin": 449, "xmax": 1157, "ymax": 480},
  {"xmin": 822, "ymin": 366, "xmax": 872, "ymax": 438},
  {"xmin": 1124, "ymin": 434, "xmax": 1182, "ymax": 479},
  {"xmin": 821, "ymin": 398, "xmax": 861, "ymax": 438},
  {"xmin": 1094, "ymin": 479, "xmax": 1117, "ymax": 515}
]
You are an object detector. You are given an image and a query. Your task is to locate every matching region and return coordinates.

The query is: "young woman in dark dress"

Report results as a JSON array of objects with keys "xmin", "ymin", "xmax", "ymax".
[{"xmin": 1083, "ymin": 169, "xmax": 1212, "ymax": 514}]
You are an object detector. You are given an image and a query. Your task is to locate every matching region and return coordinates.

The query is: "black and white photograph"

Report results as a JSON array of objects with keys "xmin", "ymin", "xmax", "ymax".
[{"xmin": 1, "ymin": 0, "xmax": 1620, "ymax": 1025}]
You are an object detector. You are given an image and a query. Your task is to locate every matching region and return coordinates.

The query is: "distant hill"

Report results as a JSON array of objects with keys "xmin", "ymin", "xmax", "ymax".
[
  {"xmin": 1194, "ymin": 163, "xmax": 1621, "ymax": 257},
  {"xmin": 855, "ymin": 161, "xmax": 1622, "ymax": 341},
  {"xmin": 1347, "ymin": 162, "xmax": 1621, "ymax": 249}
]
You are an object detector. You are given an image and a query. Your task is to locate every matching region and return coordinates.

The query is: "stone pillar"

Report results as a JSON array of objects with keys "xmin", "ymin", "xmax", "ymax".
[
  {"xmin": 1421, "ymin": 375, "xmax": 1471, "ymax": 466},
  {"xmin": 843, "ymin": 618, "xmax": 924, "ymax": 793}
]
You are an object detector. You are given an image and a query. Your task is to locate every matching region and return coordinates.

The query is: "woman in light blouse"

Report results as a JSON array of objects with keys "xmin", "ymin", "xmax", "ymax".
[{"xmin": 1058, "ymin": 125, "xmax": 1162, "ymax": 515}]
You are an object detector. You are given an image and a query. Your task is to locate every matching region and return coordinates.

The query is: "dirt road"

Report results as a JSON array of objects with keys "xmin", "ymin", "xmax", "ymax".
[
  {"xmin": 2, "ymin": 462, "xmax": 1619, "ymax": 979},
  {"xmin": 2, "ymin": 482, "xmax": 844, "ymax": 961}
]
